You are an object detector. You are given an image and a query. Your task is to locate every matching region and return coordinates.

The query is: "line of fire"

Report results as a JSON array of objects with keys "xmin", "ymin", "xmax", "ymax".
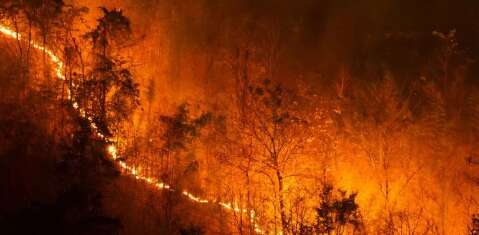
[{"xmin": 1, "ymin": 1, "xmax": 479, "ymax": 235}]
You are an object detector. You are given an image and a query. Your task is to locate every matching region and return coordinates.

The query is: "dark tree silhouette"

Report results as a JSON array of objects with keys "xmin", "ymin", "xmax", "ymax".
[
  {"xmin": 470, "ymin": 214, "xmax": 479, "ymax": 235},
  {"xmin": 315, "ymin": 184, "xmax": 363, "ymax": 235},
  {"xmin": 80, "ymin": 7, "xmax": 139, "ymax": 137}
]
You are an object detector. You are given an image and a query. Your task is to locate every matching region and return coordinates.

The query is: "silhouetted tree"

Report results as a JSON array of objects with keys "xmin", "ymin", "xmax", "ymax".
[
  {"xmin": 470, "ymin": 214, "xmax": 479, "ymax": 235},
  {"xmin": 315, "ymin": 184, "xmax": 363, "ymax": 235},
  {"xmin": 80, "ymin": 7, "xmax": 139, "ymax": 137},
  {"xmin": 239, "ymin": 79, "xmax": 322, "ymax": 234},
  {"xmin": 155, "ymin": 104, "xmax": 210, "ymax": 232}
]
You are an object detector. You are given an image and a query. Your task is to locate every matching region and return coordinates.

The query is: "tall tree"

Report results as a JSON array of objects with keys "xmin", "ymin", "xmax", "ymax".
[
  {"xmin": 236, "ymin": 79, "xmax": 322, "ymax": 234},
  {"xmin": 80, "ymin": 7, "xmax": 139, "ymax": 137}
]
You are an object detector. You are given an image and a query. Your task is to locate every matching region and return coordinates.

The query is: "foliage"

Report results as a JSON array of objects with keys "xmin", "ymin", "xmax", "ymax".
[
  {"xmin": 85, "ymin": 7, "xmax": 132, "ymax": 50},
  {"xmin": 159, "ymin": 104, "xmax": 211, "ymax": 153},
  {"xmin": 470, "ymin": 214, "xmax": 479, "ymax": 235},
  {"xmin": 0, "ymin": 47, "xmax": 120, "ymax": 235},
  {"xmin": 4, "ymin": 1, "xmax": 479, "ymax": 234},
  {"xmin": 315, "ymin": 184, "xmax": 363, "ymax": 235},
  {"xmin": 79, "ymin": 7, "xmax": 139, "ymax": 136}
]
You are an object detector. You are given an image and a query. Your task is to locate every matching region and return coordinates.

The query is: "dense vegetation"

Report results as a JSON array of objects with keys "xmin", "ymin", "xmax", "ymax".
[{"xmin": 1, "ymin": 0, "xmax": 479, "ymax": 234}]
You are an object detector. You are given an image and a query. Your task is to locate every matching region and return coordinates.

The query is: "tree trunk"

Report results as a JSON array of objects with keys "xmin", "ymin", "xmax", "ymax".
[
  {"xmin": 246, "ymin": 170, "xmax": 253, "ymax": 235},
  {"xmin": 276, "ymin": 169, "xmax": 288, "ymax": 234}
]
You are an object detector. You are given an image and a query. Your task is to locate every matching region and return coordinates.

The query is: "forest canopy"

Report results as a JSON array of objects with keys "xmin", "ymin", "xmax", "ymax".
[{"xmin": 1, "ymin": 0, "xmax": 479, "ymax": 235}]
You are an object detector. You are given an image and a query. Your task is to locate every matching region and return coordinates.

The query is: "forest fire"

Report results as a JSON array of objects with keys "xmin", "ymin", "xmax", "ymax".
[
  {"xmin": 105, "ymin": 143, "xmax": 265, "ymax": 234},
  {"xmin": 0, "ymin": 21, "xmax": 266, "ymax": 235},
  {"xmin": 1, "ymin": 1, "xmax": 479, "ymax": 235},
  {"xmin": 0, "ymin": 24, "xmax": 65, "ymax": 80}
]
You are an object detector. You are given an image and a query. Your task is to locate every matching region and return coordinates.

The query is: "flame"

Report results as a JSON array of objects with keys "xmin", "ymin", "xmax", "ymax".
[
  {"xmin": 0, "ymin": 22, "xmax": 266, "ymax": 234},
  {"xmin": 0, "ymin": 25, "xmax": 21, "ymax": 40}
]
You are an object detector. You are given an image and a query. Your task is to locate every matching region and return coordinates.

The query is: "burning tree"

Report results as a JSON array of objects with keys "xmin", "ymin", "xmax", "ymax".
[
  {"xmin": 220, "ymin": 78, "xmax": 326, "ymax": 234},
  {"xmin": 79, "ymin": 7, "xmax": 139, "ymax": 137}
]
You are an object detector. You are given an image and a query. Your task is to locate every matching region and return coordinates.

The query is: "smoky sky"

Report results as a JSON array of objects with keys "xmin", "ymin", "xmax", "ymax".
[
  {"xmin": 124, "ymin": 0, "xmax": 479, "ymax": 85},
  {"xmin": 131, "ymin": 0, "xmax": 479, "ymax": 52}
]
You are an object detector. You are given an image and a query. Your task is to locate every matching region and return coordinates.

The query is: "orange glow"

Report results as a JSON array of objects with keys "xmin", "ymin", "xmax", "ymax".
[{"xmin": 0, "ymin": 22, "xmax": 265, "ymax": 234}]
